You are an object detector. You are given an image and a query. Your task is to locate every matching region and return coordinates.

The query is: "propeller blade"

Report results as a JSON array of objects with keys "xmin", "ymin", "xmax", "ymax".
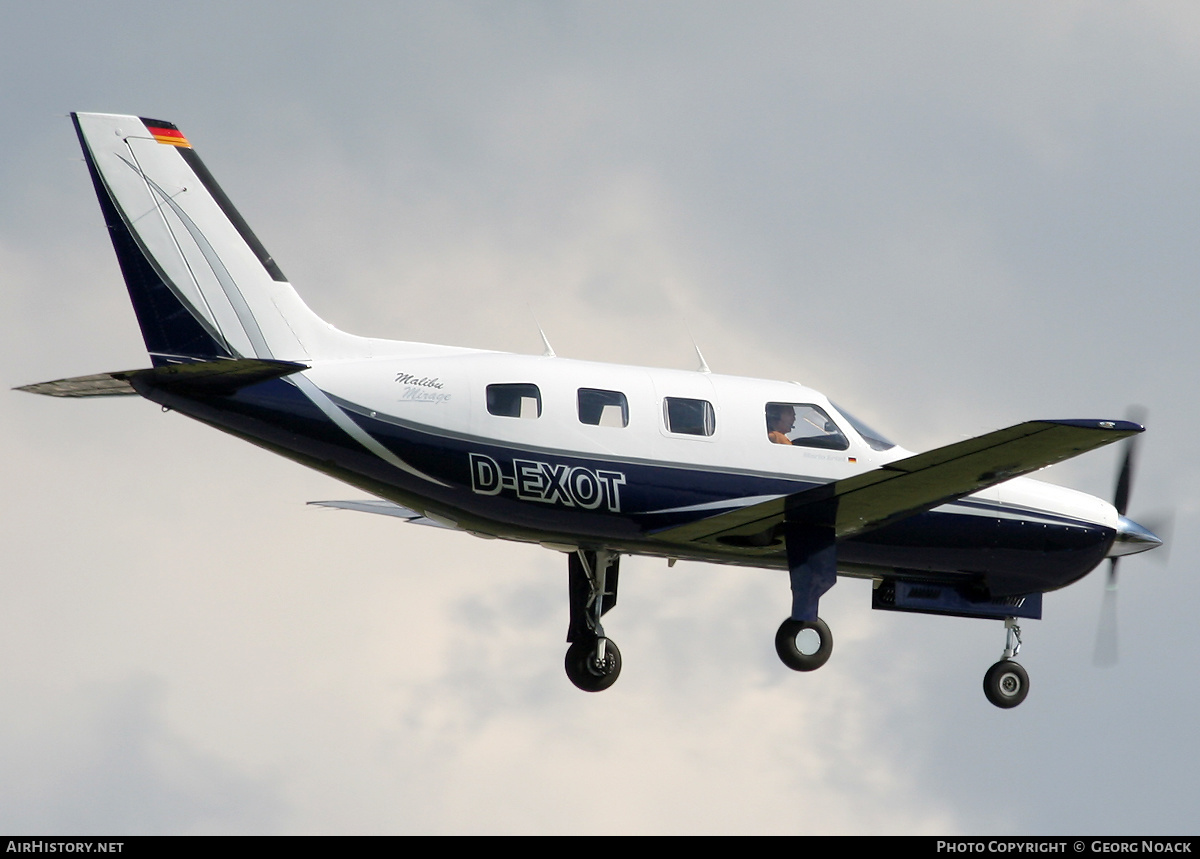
[
  {"xmin": 1113, "ymin": 406, "xmax": 1146, "ymax": 516},
  {"xmin": 1093, "ymin": 558, "xmax": 1120, "ymax": 667},
  {"xmin": 1094, "ymin": 408, "xmax": 1145, "ymax": 668}
]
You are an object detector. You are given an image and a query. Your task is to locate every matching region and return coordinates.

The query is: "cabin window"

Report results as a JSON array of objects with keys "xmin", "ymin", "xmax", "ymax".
[
  {"xmin": 487, "ymin": 383, "xmax": 542, "ymax": 419},
  {"xmin": 664, "ymin": 397, "xmax": 716, "ymax": 436},
  {"xmin": 765, "ymin": 403, "xmax": 848, "ymax": 450},
  {"xmin": 577, "ymin": 388, "xmax": 629, "ymax": 428}
]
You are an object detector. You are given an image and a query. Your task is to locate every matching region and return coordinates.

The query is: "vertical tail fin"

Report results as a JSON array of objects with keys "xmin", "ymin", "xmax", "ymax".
[{"xmin": 73, "ymin": 113, "xmax": 350, "ymax": 364}]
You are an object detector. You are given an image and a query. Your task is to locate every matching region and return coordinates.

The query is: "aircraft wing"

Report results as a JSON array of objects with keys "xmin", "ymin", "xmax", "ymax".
[{"xmin": 650, "ymin": 419, "xmax": 1141, "ymax": 548}]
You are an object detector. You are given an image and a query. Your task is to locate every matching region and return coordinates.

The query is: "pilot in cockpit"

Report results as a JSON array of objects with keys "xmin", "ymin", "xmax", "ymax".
[{"xmin": 766, "ymin": 404, "xmax": 796, "ymax": 445}]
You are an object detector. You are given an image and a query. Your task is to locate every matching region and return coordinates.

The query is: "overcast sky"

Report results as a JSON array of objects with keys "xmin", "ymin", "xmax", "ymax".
[{"xmin": 2, "ymin": 1, "xmax": 1198, "ymax": 834}]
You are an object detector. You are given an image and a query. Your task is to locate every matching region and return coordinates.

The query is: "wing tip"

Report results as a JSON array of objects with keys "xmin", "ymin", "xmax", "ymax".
[{"xmin": 1040, "ymin": 419, "xmax": 1144, "ymax": 433}]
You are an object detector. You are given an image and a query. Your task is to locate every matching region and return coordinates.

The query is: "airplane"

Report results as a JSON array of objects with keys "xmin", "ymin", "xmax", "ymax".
[{"xmin": 18, "ymin": 113, "xmax": 1164, "ymax": 709}]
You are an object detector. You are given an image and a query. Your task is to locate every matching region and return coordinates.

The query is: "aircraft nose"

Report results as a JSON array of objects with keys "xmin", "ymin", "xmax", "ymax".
[{"xmin": 1107, "ymin": 515, "xmax": 1164, "ymax": 557}]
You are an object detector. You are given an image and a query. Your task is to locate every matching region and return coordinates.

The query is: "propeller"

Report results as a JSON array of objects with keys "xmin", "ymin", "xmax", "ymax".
[{"xmin": 1093, "ymin": 406, "xmax": 1147, "ymax": 667}]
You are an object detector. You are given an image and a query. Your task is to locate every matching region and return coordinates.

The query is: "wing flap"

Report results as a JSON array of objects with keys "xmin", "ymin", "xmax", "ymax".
[{"xmin": 652, "ymin": 419, "xmax": 1140, "ymax": 548}]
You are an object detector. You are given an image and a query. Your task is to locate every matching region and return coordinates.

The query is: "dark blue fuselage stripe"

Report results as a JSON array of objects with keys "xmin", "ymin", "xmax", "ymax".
[{"xmin": 139, "ymin": 376, "xmax": 1115, "ymax": 595}]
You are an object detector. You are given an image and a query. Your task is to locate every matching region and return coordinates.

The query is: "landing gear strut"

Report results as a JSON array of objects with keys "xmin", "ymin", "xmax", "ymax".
[
  {"xmin": 775, "ymin": 521, "xmax": 837, "ymax": 673},
  {"xmin": 564, "ymin": 549, "xmax": 622, "ymax": 692},
  {"xmin": 983, "ymin": 617, "xmax": 1030, "ymax": 709}
]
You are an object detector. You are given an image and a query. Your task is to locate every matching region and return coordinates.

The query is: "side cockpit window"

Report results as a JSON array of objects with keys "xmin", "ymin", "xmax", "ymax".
[
  {"xmin": 487, "ymin": 383, "xmax": 542, "ymax": 419},
  {"xmin": 578, "ymin": 388, "xmax": 629, "ymax": 427},
  {"xmin": 765, "ymin": 403, "xmax": 848, "ymax": 450},
  {"xmin": 665, "ymin": 397, "xmax": 716, "ymax": 436}
]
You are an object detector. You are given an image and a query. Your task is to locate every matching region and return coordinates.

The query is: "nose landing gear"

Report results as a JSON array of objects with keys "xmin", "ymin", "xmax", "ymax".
[
  {"xmin": 984, "ymin": 659, "xmax": 1029, "ymax": 708},
  {"xmin": 984, "ymin": 617, "xmax": 1030, "ymax": 709}
]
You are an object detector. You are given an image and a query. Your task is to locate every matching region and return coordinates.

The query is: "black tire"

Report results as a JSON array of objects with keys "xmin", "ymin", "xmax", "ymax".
[
  {"xmin": 565, "ymin": 638, "xmax": 622, "ymax": 692},
  {"xmin": 774, "ymin": 617, "xmax": 833, "ymax": 672},
  {"xmin": 983, "ymin": 659, "xmax": 1030, "ymax": 709}
]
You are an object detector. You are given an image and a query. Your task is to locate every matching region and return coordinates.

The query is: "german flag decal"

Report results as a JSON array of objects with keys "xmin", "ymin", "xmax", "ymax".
[{"xmin": 140, "ymin": 117, "xmax": 191, "ymax": 148}]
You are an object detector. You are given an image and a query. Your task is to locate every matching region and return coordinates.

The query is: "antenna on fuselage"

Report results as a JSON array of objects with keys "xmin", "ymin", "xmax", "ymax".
[
  {"xmin": 687, "ymin": 328, "xmax": 711, "ymax": 374},
  {"xmin": 528, "ymin": 305, "xmax": 556, "ymax": 357}
]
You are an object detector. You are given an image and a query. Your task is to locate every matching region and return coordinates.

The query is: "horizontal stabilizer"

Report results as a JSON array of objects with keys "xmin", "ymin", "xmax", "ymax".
[
  {"xmin": 15, "ymin": 373, "xmax": 141, "ymax": 398},
  {"xmin": 308, "ymin": 499, "xmax": 459, "ymax": 530},
  {"xmin": 16, "ymin": 358, "xmax": 308, "ymax": 398},
  {"xmin": 652, "ymin": 419, "xmax": 1141, "ymax": 548}
]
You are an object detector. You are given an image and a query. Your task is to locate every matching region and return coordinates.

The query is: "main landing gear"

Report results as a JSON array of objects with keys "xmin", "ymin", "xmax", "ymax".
[
  {"xmin": 564, "ymin": 549, "xmax": 622, "ymax": 692},
  {"xmin": 983, "ymin": 617, "xmax": 1030, "ymax": 709},
  {"xmin": 774, "ymin": 522, "xmax": 838, "ymax": 674},
  {"xmin": 774, "ymin": 617, "xmax": 833, "ymax": 671}
]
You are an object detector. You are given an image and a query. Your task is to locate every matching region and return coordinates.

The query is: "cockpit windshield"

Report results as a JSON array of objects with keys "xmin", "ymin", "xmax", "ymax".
[{"xmin": 830, "ymin": 402, "xmax": 896, "ymax": 451}]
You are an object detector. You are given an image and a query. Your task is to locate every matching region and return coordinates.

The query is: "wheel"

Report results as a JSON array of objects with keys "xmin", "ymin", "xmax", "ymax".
[
  {"xmin": 564, "ymin": 637, "xmax": 622, "ymax": 692},
  {"xmin": 983, "ymin": 659, "xmax": 1030, "ymax": 709},
  {"xmin": 774, "ymin": 617, "xmax": 833, "ymax": 672}
]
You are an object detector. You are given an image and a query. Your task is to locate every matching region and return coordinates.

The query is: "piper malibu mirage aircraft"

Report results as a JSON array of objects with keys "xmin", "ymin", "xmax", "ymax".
[{"xmin": 19, "ymin": 113, "xmax": 1165, "ymax": 708}]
